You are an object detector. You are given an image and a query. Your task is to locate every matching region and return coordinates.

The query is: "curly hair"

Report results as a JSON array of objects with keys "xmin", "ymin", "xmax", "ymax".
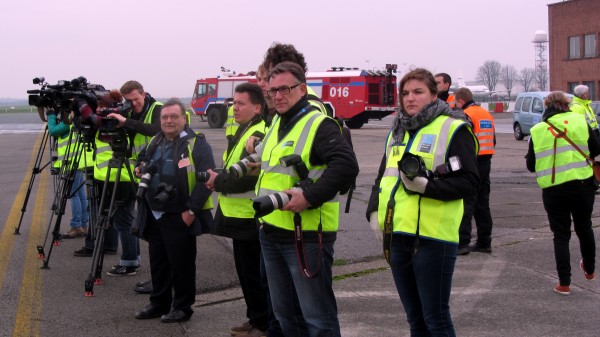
[
  {"xmin": 544, "ymin": 91, "xmax": 571, "ymax": 112},
  {"xmin": 262, "ymin": 43, "xmax": 307, "ymax": 72},
  {"xmin": 98, "ymin": 89, "xmax": 123, "ymax": 107}
]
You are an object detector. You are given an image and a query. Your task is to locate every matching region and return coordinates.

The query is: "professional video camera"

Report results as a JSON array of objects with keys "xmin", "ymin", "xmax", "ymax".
[
  {"xmin": 399, "ymin": 152, "xmax": 462, "ymax": 181},
  {"xmin": 252, "ymin": 154, "xmax": 310, "ymax": 217},
  {"xmin": 27, "ymin": 76, "xmax": 107, "ymax": 121}
]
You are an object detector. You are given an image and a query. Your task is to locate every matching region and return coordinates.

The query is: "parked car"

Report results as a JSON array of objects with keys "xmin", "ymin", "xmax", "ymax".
[
  {"xmin": 512, "ymin": 91, "xmax": 573, "ymax": 140},
  {"xmin": 592, "ymin": 101, "xmax": 600, "ymax": 123},
  {"xmin": 512, "ymin": 92, "xmax": 551, "ymax": 140}
]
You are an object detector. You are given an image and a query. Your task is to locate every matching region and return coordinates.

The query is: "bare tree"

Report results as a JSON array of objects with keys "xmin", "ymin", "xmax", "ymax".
[
  {"xmin": 476, "ymin": 60, "xmax": 502, "ymax": 92},
  {"xmin": 500, "ymin": 65, "xmax": 518, "ymax": 99},
  {"xmin": 518, "ymin": 68, "xmax": 536, "ymax": 92},
  {"xmin": 535, "ymin": 69, "xmax": 549, "ymax": 91}
]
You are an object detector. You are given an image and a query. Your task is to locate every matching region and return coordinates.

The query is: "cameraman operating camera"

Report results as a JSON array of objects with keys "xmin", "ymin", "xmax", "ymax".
[{"xmin": 133, "ymin": 98, "xmax": 215, "ymax": 323}]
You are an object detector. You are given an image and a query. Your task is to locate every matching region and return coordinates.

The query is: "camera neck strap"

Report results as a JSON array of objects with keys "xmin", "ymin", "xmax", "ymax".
[{"xmin": 293, "ymin": 212, "xmax": 322, "ymax": 278}]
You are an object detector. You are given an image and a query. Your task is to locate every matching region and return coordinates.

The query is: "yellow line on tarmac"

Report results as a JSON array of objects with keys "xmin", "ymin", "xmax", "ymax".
[
  {"xmin": 12, "ymin": 162, "xmax": 47, "ymax": 337},
  {"xmin": 0, "ymin": 131, "xmax": 44, "ymax": 293}
]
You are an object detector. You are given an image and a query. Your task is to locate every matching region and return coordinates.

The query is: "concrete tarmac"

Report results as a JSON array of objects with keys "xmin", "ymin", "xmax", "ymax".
[{"xmin": 0, "ymin": 112, "xmax": 599, "ymax": 337}]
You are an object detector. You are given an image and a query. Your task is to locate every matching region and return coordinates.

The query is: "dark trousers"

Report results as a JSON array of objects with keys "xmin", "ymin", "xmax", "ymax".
[
  {"xmin": 391, "ymin": 235, "xmax": 457, "ymax": 337},
  {"xmin": 146, "ymin": 212, "xmax": 197, "ymax": 313},
  {"xmin": 542, "ymin": 180, "xmax": 596, "ymax": 286},
  {"xmin": 459, "ymin": 155, "xmax": 493, "ymax": 248},
  {"xmin": 233, "ymin": 238, "xmax": 268, "ymax": 331}
]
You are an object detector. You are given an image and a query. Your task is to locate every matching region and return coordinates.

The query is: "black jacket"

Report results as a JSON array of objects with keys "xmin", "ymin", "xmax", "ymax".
[
  {"xmin": 138, "ymin": 126, "xmax": 215, "ymax": 235},
  {"xmin": 262, "ymin": 96, "xmax": 360, "ymax": 243},
  {"xmin": 366, "ymin": 124, "xmax": 480, "ymax": 220},
  {"xmin": 123, "ymin": 94, "xmax": 162, "ymax": 138}
]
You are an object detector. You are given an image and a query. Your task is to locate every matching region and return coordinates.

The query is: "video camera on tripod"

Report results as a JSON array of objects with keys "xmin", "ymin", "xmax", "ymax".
[{"xmin": 27, "ymin": 76, "xmax": 107, "ymax": 122}]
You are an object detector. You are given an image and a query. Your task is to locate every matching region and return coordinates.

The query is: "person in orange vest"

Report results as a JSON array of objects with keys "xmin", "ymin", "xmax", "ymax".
[
  {"xmin": 455, "ymin": 87, "xmax": 496, "ymax": 255},
  {"xmin": 435, "ymin": 72, "xmax": 455, "ymax": 107}
]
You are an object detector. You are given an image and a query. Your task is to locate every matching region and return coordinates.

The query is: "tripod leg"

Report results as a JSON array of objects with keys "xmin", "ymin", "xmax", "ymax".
[{"xmin": 15, "ymin": 126, "xmax": 51, "ymax": 234}]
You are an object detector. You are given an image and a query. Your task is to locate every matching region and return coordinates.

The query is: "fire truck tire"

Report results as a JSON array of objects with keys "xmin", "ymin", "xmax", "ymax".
[
  {"xmin": 207, "ymin": 106, "xmax": 226, "ymax": 128},
  {"xmin": 345, "ymin": 116, "xmax": 365, "ymax": 129}
]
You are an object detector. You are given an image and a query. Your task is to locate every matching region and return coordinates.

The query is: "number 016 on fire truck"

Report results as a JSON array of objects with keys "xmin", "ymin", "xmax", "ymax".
[{"xmin": 191, "ymin": 65, "xmax": 398, "ymax": 129}]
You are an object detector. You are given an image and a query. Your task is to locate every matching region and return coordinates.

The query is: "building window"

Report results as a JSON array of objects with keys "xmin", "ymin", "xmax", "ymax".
[
  {"xmin": 569, "ymin": 36, "xmax": 581, "ymax": 59},
  {"xmin": 567, "ymin": 82, "xmax": 579, "ymax": 94},
  {"xmin": 584, "ymin": 34, "xmax": 597, "ymax": 58},
  {"xmin": 583, "ymin": 81, "xmax": 596, "ymax": 100}
]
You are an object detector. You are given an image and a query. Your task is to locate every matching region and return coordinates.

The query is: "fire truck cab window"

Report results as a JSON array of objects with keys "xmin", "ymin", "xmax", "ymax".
[
  {"xmin": 208, "ymin": 84, "xmax": 216, "ymax": 95},
  {"xmin": 197, "ymin": 84, "xmax": 207, "ymax": 97}
]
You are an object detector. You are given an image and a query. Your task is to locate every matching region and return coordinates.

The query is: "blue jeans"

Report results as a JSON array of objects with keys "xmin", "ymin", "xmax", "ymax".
[
  {"xmin": 259, "ymin": 229, "xmax": 340, "ymax": 337},
  {"xmin": 112, "ymin": 199, "xmax": 139, "ymax": 267},
  {"xmin": 69, "ymin": 170, "xmax": 89, "ymax": 229},
  {"xmin": 390, "ymin": 234, "xmax": 457, "ymax": 337}
]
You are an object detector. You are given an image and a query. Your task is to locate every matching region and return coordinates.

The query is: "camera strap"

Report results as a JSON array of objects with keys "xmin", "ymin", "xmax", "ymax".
[{"xmin": 294, "ymin": 212, "xmax": 322, "ymax": 278}]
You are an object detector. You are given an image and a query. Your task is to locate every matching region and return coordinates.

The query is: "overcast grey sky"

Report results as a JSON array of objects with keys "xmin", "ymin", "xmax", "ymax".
[{"xmin": 1, "ymin": 0, "xmax": 553, "ymax": 99}]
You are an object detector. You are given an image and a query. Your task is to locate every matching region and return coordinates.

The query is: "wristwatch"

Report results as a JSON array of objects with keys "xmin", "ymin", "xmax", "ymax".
[{"xmin": 187, "ymin": 209, "xmax": 195, "ymax": 216}]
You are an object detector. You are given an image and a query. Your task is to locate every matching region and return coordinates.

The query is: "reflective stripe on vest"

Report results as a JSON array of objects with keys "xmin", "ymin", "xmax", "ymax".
[
  {"xmin": 225, "ymin": 105, "xmax": 239, "ymax": 138},
  {"xmin": 219, "ymin": 120, "xmax": 266, "ymax": 218},
  {"xmin": 256, "ymin": 109, "xmax": 339, "ymax": 231},
  {"xmin": 93, "ymin": 133, "xmax": 134, "ymax": 182},
  {"xmin": 530, "ymin": 111, "xmax": 592, "ymax": 189},
  {"xmin": 131, "ymin": 102, "xmax": 162, "ymax": 158},
  {"xmin": 377, "ymin": 116, "xmax": 473, "ymax": 243}
]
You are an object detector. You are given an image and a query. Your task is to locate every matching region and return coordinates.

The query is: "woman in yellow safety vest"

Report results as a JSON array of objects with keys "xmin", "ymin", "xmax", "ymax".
[
  {"xmin": 367, "ymin": 68, "xmax": 479, "ymax": 337},
  {"xmin": 526, "ymin": 91, "xmax": 599, "ymax": 296}
]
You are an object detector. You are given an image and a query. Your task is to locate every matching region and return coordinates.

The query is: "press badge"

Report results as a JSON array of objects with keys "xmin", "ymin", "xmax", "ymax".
[
  {"xmin": 178, "ymin": 155, "xmax": 191, "ymax": 168},
  {"xmin": 480, "ymin": 120, "xmax": 492, "ymax": 129},
  {"xmin": 418, "ymin": 134, "xmax": 436, "ymax": 153}
]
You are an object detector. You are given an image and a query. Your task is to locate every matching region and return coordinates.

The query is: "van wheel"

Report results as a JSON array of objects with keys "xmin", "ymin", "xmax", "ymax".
[
  {"xmin": 513, "ymin": 123, "xmax": 525, "ymax": 140},
  {"xmin": 207, "ymin": 106, "xmax": 225, "ymax": 128}
]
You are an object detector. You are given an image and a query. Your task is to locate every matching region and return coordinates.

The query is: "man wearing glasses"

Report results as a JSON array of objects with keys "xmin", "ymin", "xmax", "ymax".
[
  {"xmin": 133, "ymin": 98, "xmax": 215, "ymax": 323},
  {"xmin": 255, "ymin": 61, "xmax": 358, "ymax": 337}
]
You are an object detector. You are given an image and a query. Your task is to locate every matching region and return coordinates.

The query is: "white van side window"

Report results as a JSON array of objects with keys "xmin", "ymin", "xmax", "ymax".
[
  {"xmin": 523, "ymin": 97, "xmax": 532, "ymax": 112},
  {"xmin": 532, "ymin": 98, "xmax": 544, "ymax": 113}
]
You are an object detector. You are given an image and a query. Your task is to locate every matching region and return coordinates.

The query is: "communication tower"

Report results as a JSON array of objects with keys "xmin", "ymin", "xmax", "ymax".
[{"xmin": 533, "ymin": 30, "xmax": 549, "ymax": 90}]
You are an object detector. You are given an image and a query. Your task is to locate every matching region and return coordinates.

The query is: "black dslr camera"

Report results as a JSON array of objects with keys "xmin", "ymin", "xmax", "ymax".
[
  {"xmin": 399, "ymin": 152, "xmax": 462, "ymax": 181},
  {"xmin": 153, "ymin": 183, "xmax": 177, "ymax": 208},
  {"xmin": 252, "ymin": 154, "xmax": 310, "ymax": 218}
]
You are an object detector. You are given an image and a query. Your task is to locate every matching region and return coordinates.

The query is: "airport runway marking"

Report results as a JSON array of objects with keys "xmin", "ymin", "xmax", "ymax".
[{"xmin": 12, "ymin": 161, "xmax": 47, "ymax": 337}]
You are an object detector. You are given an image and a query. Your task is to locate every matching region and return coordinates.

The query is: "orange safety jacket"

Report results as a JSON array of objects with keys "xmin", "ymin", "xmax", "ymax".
[{"xmin": 464, "ymin": 104, "xmax": 495, "ymax": 155}]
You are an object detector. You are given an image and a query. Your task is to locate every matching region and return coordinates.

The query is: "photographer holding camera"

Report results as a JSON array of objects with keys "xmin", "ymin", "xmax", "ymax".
[
  {"xmin": 254, "ymin": 62, "xmax": 358, "ymax": 337},
  {"xmin": 203, "ymin": 83, "xmax": 268, "ymax": 336},
  {"xmin": 366, "ymin": 68, "xmax": 479, "ymax": 337},
  {"xmin": 72, "ymin": 82, "xmax": 161, "ymax": 277},
  {"xmin": 133, "ymin": 98, "xmax": 214, "ymax": 323}
]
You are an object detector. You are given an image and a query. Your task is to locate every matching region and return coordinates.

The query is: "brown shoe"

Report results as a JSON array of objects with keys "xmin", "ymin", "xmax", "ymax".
[
  {"xmin": 230, "ymin": 321, "xmax": 253, "ymax": 335},
  {"xmin": 62, "ymin": 227, "xmax": 86, "ymax": 239}
]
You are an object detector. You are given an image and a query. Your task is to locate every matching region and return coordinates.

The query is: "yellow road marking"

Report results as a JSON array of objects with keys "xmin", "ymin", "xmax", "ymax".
[
  {"xmin": 12, "ymin": 162, "xmax": 47, "ymax": 337},
  {"xmin": 0, "ymin": 131, "xmax": 44, "ymax": 293}
]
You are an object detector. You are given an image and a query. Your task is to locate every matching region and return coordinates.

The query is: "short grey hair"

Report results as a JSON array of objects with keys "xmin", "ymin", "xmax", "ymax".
[{"xmin": 574, "ymin": 85, "xmax": 589, "ymax": 98}]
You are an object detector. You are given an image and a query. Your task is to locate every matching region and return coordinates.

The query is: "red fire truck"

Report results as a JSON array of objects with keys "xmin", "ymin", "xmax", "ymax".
[{"xmin": 191, "ymin": 65, "xmax": 397, "ymax": 129}]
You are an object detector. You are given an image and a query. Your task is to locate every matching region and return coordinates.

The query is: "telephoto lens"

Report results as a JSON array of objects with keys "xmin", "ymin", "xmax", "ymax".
[
  {"xmin": 136, "ymin": 166, "xmax": 154, "ymax": 200},
  {"xmin": 252, "ymin": 192, "xmax": 290, "ymax": 218},
  {"xmin": 230, "ymin": 153, "xmax": 261, "ymax": 178}
]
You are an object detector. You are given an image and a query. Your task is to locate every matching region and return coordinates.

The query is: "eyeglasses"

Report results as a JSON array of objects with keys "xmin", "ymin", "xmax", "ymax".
[
  {"xmin": 267, "ymin": 83, "xmax": 302, "ymax": 97},
  {"xmin": 160, "ymin": 114, "xmax": 182, "ymax": 121}
]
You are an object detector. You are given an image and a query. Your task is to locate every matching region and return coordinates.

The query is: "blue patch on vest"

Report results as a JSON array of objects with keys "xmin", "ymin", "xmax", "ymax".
[
  {"xmin": 282, "ymin": 141, "xmax": 294, "ymax": 147},
  {"xmin": 479, "ymin": 120, "xmax": 492, "ymax": 129},
  {"xmin": 418, "ymin": 134, "xmax": 435, "ymax": 153}
]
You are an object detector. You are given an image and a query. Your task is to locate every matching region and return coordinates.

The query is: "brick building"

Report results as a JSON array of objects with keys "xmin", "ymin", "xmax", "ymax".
[{"xmin": 548, "ymin": 0, "xmax": 600, "ymax": 99}]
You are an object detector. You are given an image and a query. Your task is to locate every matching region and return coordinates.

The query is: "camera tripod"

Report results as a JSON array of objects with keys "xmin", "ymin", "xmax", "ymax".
[
  {"xmin": 84, "ymin": 143, "xmax": 136, "ymax": 297},
  {"xmin": 38, "ymin": 129, "xmax": 92, "ymax": 268},
  {"xmin": 14, "ymin": 125, "xmax": 54, "ymax": 235}
]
